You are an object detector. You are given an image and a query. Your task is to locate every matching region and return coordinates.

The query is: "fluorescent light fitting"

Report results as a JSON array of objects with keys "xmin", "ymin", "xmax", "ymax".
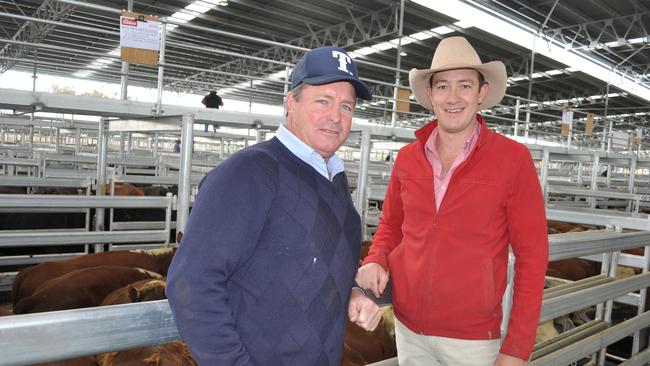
[
  {"xmin": 431, "ymin": 26, "xmax": 454, "ymax": 35},
  {"xmin": 267, "ymin": 70, "xmax": 287, "ymax": 79},
  {"xmin": 389, "ymin": 37, "xmax": 416, "ymax": 46},
  {"xmin": 409, "ymin": 31, "xmax": 434, "ymax": 40},
  {"xmin": 372, "ymin": 42, "xmax": 395, "ymax": 51},
  {"xmin": 170, "ymin": 11, "xmax": 196, "ymax": 21},
  {"xmin": 354, "ymin": 47, "xmax": 377, "ymax": 56},
  {"xmin": 185, "ymin": 3, "xmax": 212, "ymax": 13},
  {"xmin": 628, "ymin": 37, "xmax": 647, "ymax": 44},
  {"xmin": 530, "ymin": 72, "xmax": 544, "ymax": 78},
  {"xmin": 169, "ymin": 16, "xmax": 189, "ymax": 24},
  {"xmin": 546, "ymin": 69, "xmax": 563, "ymax": 75},
  {"xmin": 73, "ymin": 71, "xmax": 92, "ymax": 78},
  {"xmin": 400, "ymin": 51, "xmax": 408, "ymax": 57},
  {"xmin": 195, "ymin": 0, "xmax": 217, "ymax": 7},
  {"xmin": 453, "ymin": 20, "xmax": 474, "ymax": 29}
]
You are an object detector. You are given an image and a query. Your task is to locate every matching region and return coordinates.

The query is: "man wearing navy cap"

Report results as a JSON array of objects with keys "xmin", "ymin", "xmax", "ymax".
[{"xmin": 167, "ymin": 46, "xmax": 381, "ymax": 366}]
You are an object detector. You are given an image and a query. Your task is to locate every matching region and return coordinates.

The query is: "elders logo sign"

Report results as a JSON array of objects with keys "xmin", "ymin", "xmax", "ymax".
[{"xmin": 121, "ymin": 17, "xmax": 137, "ymax": 27}]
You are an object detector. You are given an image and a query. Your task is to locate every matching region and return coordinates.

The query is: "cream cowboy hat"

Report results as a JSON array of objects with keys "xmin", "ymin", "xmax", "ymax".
[{"xmin": 409, "ymin": 36, "xmax": 507, "ymax": 111}]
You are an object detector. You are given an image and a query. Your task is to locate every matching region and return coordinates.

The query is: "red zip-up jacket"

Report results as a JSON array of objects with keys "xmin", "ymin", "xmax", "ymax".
[{"xmin": 363, "ymin": 116, "xmax": 548, "ymax": 360}]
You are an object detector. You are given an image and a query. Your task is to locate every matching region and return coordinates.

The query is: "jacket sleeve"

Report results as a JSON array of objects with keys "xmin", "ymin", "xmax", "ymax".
[
  {"xmin": 362, "ymin": 151, "xmax": 405, "ymax": 270},
  {"xmin": 166, "ymin": 152, "xmax": 275, "ymax": 366},
  {"xmin": 500, "ymin": 148, "xmax": 549, "ymax": 360}
]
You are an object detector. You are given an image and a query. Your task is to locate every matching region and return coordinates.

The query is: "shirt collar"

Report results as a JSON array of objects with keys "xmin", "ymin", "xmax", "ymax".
[
  {"xmin": 275, "ymin": 124, "xmax": 345, "ymax": 180},
  {"xmin": 425, "ymin": 121, "xmax": 480, "ymax": 156}
]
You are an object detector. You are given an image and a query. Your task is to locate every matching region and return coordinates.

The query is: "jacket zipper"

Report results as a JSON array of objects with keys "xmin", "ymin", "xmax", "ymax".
[{"xmin": 418, "ymin": 142, "xmax": 483, "ymax": 332}]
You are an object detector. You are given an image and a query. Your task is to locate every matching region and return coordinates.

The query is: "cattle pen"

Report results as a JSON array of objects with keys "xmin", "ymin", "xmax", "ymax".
[{"xmin": 2, "ymin": 0, "xmax": 650, "ymax": 365}]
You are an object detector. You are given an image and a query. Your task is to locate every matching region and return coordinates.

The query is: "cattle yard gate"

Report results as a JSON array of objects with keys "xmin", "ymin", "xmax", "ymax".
[{"xmin": 4, "ymin": 100, "xmax": 650, "ymax": 365}]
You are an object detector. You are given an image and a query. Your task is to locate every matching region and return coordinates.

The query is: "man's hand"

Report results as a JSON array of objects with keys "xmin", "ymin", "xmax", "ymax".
[
  {"xmin": 348, "ymin": 289, "xmax": 382, "ymax": 331},
  {"xmin": 355, "ymin": 263, "xmax": 389, "ymax": 298},
  {"xmin": 494, "ymin": 353, "xmax": 527, "ymax": 366}
]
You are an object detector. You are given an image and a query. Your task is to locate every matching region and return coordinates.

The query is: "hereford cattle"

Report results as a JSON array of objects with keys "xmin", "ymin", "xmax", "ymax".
[
  {"xmin": 547, "ymin": 220, "xmax": 592, "ymax": 235},
  {"xmin": 343, "ymin": 316, "xmax": 397, "ymax": 365},
  {"xmin": 14, "ymin": 265, "xmax": 163, "ymax": 314},
  {"xmin": 341, "ymin": 343, "xmax": 367, "ymax": 366},
  {"xmin": 96, "ymin": 342, "xmax": 195, "ymax": 366},
  {"xmin": 32, "ymin": 357, "xmax": 97, "ymax": 366},
  {"xmin": 12, "ymin": 248, "xmax": 175, "ymax": 306},
  {"xmin": 142, "ymin": 186, "xmax": 177, "ymax": 197},
  {"xmin": 100, "ymin": 279, "xmax": 166, "ymax": 306},
  {"xmin": 359, "ymin": 240, "xmax": 372, "ymax": 264},
  {"xmin": 32, "ymin": 187, "xmax": 83, "ymax": 195},
  {"xmin": 547, "ymin": 258, "xmax": 601, "ymax": 281},
  {"xmin": 103, "ymin": 183, "xmax": 144, "ymax": 196},
  {"xmin": 97, "ymin": 279, "xmax": 196, "ymax": 366}
]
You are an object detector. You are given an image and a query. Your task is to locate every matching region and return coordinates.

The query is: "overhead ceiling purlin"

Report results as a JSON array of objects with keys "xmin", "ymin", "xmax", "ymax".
[
  {"xmin": 165, "ymin": 5, "xmax": 400, "ymax": 95},
  {"xmin": 0, "ymin": 0, "xmax": 76, "ymax": 74}
]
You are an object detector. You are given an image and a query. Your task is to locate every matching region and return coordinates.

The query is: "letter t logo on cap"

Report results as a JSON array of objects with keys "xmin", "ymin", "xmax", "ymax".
[{"xmin": 331, "ymin": 51, "xmax": 353, "ymax": 76}]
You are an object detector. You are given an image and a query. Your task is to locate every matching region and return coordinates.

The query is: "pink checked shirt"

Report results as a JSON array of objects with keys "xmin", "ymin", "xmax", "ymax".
[{"xmin": 425, "ymin": 122, "xmax": 480, "ymax": 210}]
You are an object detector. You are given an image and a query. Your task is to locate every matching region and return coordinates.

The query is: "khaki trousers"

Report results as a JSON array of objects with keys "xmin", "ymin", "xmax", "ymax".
[{"xmin": 395, "ymin": 318, "xmax": 500, "ymax": 366}]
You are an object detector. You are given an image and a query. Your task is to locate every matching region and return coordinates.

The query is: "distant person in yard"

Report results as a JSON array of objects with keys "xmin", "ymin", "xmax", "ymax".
[{"xmin": 201, "ymin": 90, "xmax": 223, "ymax": 109}]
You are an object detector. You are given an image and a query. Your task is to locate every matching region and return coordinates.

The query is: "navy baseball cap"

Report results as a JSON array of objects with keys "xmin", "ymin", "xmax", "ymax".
[{"xmin": 290, "ymin": 46, "xmax": 372, "ymax": 100}]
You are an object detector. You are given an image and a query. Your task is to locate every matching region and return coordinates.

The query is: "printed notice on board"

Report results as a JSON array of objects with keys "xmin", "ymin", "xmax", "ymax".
[{"xmin": 120, "ymin": 16, "xmax": 160, "ymax": 51}]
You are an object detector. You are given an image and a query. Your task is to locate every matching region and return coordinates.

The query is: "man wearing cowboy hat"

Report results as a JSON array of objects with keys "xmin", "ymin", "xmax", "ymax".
[{"xmin": 356, "ymin": 36, "xmax": 548, "ymax": 365}]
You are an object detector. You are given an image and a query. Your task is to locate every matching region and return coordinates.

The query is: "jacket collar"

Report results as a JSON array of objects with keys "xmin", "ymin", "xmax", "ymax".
[{"xmin": 414, "ymin": 114, "xmax": 491, "ymax": 147}]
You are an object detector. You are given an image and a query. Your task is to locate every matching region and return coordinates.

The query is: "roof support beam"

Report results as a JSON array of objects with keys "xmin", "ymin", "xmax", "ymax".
[
  {"xmin": 0, "ymin": 0, "xmax": 76, "ymax": 74},
  {"xmin": 165, "ymin": 5, "xmax": 400, "ymax": 96}
]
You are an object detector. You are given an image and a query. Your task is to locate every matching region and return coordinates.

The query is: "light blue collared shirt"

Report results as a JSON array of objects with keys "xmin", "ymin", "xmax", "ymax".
[{"xmin": 275, "ymin": 124, "xmax": 345, "ymax": 181}]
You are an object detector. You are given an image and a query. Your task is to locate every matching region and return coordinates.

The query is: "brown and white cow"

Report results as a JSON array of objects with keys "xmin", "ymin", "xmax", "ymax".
[
  {"xmin": 96, "ymin": 279, "xmax": 196, "ymax": 366},
  {"xmin": 12, "ymin": 248, "xmax": 175, "ymax": 306},
  {"xmin": 96, "ymin": 342, "xmax": 195, "ymax": 366},
  {"xmin": 100, "ymin": 279, "xmax": 166, "ymax": 306},
  {"xmin": 14, "ymin": 265, "xmax": 163, "ymax": 314}
]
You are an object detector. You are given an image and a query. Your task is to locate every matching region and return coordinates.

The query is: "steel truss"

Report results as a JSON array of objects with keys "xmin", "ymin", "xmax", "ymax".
[
  {"xmin": 0, "ymin": 0, "xmax": 76, "ymax": 74},
  {"xmin": 166, "ymin": 5, "xmax": 401, "ymax": 95}
]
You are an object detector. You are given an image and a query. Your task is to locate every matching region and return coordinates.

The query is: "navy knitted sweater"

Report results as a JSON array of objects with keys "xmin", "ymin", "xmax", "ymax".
[{"xmin": 167, "ymin": 137, "xmax": 361, "ymax": 366}]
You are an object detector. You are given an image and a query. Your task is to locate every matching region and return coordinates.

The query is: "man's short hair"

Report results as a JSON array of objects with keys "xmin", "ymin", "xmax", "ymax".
[
  {"xmin": 429, "ymin": 69, "xmax": 486, "ymax": 88},
  {"xmin": 290, "ymin": 84, "xmax": 306, "ymax": 102}
]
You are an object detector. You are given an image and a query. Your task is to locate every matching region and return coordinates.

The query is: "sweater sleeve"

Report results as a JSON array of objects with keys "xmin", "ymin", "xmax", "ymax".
[
  {"xmin": 166, "ymin": 151, "xmax": 275, "ymax": 366},
  {"xmin": 500, "ymin": 148, "xmax": 549, "ymax": 360},
  {"xmin": 362, "ymin": 151, "xmax": 404, "ymax": 270}
]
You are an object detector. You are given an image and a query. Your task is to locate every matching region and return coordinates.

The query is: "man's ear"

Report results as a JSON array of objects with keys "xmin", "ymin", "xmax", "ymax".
[
  {"xmin": 478, "ymin": 82, "xmax": 490, "ymax": 105},
  {"xmin": 286, "ymin": 91, "xmax": 295, "ymax": 112}
]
